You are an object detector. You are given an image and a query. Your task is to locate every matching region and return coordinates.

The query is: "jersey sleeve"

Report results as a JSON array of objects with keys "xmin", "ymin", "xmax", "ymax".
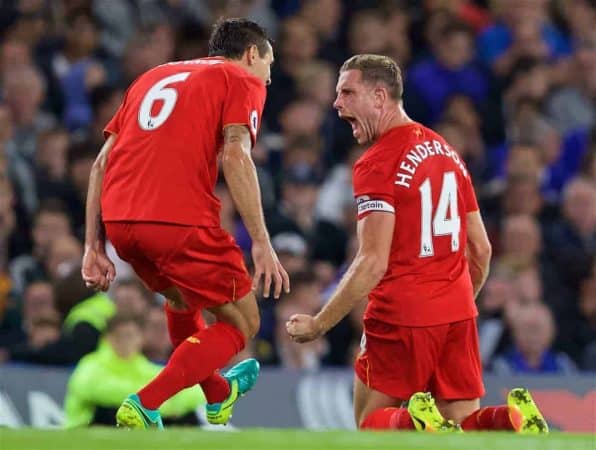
[
  {"xmin": 103, "ymin": 85, "xmax": 133, "ymax": 139},
  {"xmin": 353, "ymin": 159, "xmax": 396, "ymax": 220},
  {"xmin": 103, "ymin": 103, "xmax": 124, "ymax": 138},
  {"xmin": 463, "ymin": 172, "xmax": 479, "ymax": 213},
  {"xmin": 222, "ymin": 72, "xmax": 266, "ymax": 146}
]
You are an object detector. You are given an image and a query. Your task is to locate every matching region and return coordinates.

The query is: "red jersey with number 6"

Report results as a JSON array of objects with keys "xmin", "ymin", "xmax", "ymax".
[
  {"xmin": 101, "ymin": 57, "xmax": 266, "ymax": 227},
  {"xmin": 353, "ymin": 123, "xmax": 479, "ymax": 327}
]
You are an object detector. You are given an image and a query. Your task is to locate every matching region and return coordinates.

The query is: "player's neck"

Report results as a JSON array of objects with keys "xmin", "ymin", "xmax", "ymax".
[{"xmin": 375, "ymin": 104, "xmax": 414, "ymax": 140}]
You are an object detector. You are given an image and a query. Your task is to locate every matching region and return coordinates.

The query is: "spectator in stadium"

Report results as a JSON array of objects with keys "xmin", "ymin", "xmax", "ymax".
[
  {"xmin": 0, "ymin": 280, "xmax": 57, "ymax": 352},
  {"xmin": 3, "ymin": 64, "xmax": 56, "ymax": 217},
  {"xmin": 111, "ymin": 278, "xmax": 154, "ymax": 317},
  {"xmin": 268, "ymin": 166, "xmax": 321, "ymax": 238},
  {"xmin": 424, "ymin": 0, "xmax": 492, "ymax": 33},
  {"xmin": 0, "ymin": 37, "xmax": 32, "ymax": 74},
  {"xmin": 64, "ymin": 313, "xmax": 204, "ymax": 428},
  {"xmin": 142, "ymin": 303, "xmax": 172, "ymax": 364},
  {"xmin": 492, "ymin": 302, "xmax": 577, "ymax": 374},
  {"xmin": 45, "ymin": 234, "xmax": 84, "ymax": 280},
  {"xmin": 9, "ymin": 200, "xmax": 72, "ymax": 296},
  {"xmin": 67, "ymin": 139, "xmax": 101, "ymax": 232},
  {"xmin": 271, "ymin": 232, "xmax": 308, "ymax": 276},
  {"xmin": 384, "ymin": 6, "xmax": 412, "ymax": 66},
  {"xmin": 265, "ymin": 17, "xmax": 319, "ymax": 130},
  {"xmin": 546, "ymin": 39, "xmax": 596, "ymax": 134},
  {"xmin": 3, "ymin": 64, "xmax": 55, "ymax": 163},
  {"xmin": 315, "ymin": 144, "xmax": 364, "ymax": 228},
  {"xmin": 406, "ymin": 21, "xmax": 488, "ymax": 124},
  {"xmin": 502, "ymin": 58, "xmax": 551, "ymax": 118},
  {"xmin": 293, "ymin": 61, "xmax": 352, "ymax": 166},
  {"xmin": 0, "ymin": 160, "xmax": 17, "ymax": 267},
  {"xmin": 557, "ymin": 261, "xmax": 596, "ymax": 368},
  {"xmin": 274, "ymin": 271, "xmax": 326, "ymax": 370},
  {"xmin": 88, "ymin": 85, "xmax": 124, "ymax": 143},
  {"xmin": 478, "ymin": 0, "xmax": 571, "ymax": 75},
  {"xmin": 348, "ymin": 9, "xmax": 388, "ymax": 57},
  {"xmin": 280, "ymin": 134, "xmax": 323, "ymax": 176},
  {"xmin": 298, "ymin": 0, "xmax": 345, "ymax": 65},
  {"xmin": 278, "ymin": 98, "xmax": 326, "ymax": 148},
  {"xmin": 121, "ymin": 23, "xmax": 176, "ymax": 85},
  {"xmin": 477, "ymin": 268, "xmax": 518, "ymax": 366},
  {"xmin": 50, "ymin": 8, "xmax": 106, "ymax": 131},
  {"xmin": 7, "ymin": 266, "xmax": 114, "ymax": 365},
  {"xmin": 544, "ymin": 177, "xmax": 596, "ymax": 290},
  {"xmin": 558, "ymin": 0, "xmax": 596, "ymax": 47},
  {"xmin": 34, "ymin": 128, "xmax": 71, "ymax": 194},
  {"xmin": 23, "ymin": 311, "xmax": 61, "ymax": 350},
  {"xmin": 436, "ymin": 94, "xmax": 488, "ymax": 183}
]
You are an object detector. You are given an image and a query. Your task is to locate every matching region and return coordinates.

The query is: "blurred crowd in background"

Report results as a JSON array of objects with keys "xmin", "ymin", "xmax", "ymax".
[{"xmin": 0, "ymin": 0, "xmax": 594, "ymax": 381}]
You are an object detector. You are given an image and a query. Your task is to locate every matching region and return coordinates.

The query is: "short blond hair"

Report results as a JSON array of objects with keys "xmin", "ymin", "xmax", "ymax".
[{"xmin": 340, "ymin": 54, "xmax": 403, "ymax": 100}]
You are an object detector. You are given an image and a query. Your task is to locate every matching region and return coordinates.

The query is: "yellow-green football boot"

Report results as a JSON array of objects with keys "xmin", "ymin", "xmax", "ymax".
[
  {"xmin": 206, "ymin": 358, "xmax": 260, "ymax": 425},
  {"xmin": 407, "ymin": 392, "xmax": 462, "ymax": 432},
  {"xmin": 116, "ymin": 394, "xmax": 164, "ymax": 429},
  {"xmin": 507, "ymin": 388, "xmax": 549, "ymax": 434}
]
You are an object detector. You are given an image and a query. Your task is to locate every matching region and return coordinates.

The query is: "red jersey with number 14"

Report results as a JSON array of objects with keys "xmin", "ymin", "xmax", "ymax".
[
  {"xmin": 353, "ymin": 123, "xmax": 479, "ymax": 327},
  {"xmin": 102, "ymin": 57, "xmax": 266, "ymax": 227}
]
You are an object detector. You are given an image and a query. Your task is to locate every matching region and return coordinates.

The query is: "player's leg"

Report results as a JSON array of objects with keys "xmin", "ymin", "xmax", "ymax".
[
  {"xmin": 353, "ymin": 376, "xmax": 411, "ymax": 430},
  {"xmin": 353, "ymin": 321, "xmax": 457, "ymax": 432},
  {"xmin": 160, "ymin": 287, "xmax": 231, "ymax": 405},
  {"xmin": 432, "ymin": 319, "xmax": 546, "ymax": 433},
  {"xmin": 135, "ymin": 291, "xmax": 257, "ymax": 412}
]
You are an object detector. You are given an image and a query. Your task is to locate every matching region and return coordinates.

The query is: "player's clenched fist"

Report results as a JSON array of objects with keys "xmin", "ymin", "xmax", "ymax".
[{"xmin": 286, "ymin": 314, "xmax": 323, "ymax": 343}]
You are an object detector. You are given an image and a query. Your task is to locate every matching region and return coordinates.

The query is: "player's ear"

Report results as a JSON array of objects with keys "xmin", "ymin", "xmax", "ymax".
[
  {"xmin": 246, "ymin": 44, "xmax": 259, "ymax": 65},
  {"xmin": 373, "ymin": 86, "xmax": 387, "ymax": 108}
]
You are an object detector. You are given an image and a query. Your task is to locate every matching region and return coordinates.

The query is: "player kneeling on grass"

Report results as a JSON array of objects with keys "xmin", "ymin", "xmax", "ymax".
[{"xmin": 286, "ymin": 54, "xmax": 548, "ymax": 434}]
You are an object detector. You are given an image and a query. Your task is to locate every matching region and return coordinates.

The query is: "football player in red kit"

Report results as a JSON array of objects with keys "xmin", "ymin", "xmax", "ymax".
[
  {"xmin": 287, "ymin": 54, "xmax": 548, "ymax": 434},
  {"xmin": 82, "ymin": 19, "xmax": 289, "ymax": 428}
]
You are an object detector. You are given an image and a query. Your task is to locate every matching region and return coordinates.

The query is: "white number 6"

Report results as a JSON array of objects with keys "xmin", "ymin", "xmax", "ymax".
[{"xmin": 138, "ymin": 72, "xmax": 191, "ymax": 131}]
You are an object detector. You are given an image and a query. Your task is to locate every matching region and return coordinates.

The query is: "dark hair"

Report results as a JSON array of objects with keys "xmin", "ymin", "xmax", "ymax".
[
  {"xmin": 89, "ymin": 84, "xmax": 123, "ymax": 114},
  {"xmin": 114, "ymin": 277, "xmax": 155, "ymax": 304},
  {"xmin": 106, "ymin": 313, "xmax": 145, "ymax": 334},
  {"xmin": 340, "ymin": 54, "xmax": 403, "ymax": 100},
  {"xmin": 208, "ymin": 18, "xmax": 270, "ymax": 59},
  {"xmin": 68, "ymin": 138, "xmax": 99, "ymax": 166},
  {"xmin": 439, "ymin": 21, "xmax": 473, "ymax": 40},
  {"xmin": 34, "ymin": 198, "xmax": 70, "ymax": 222}
]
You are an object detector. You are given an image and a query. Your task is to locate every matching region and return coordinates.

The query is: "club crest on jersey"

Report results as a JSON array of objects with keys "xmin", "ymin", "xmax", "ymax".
[{"xmin": 250, "ymin": 110, "xmax": 258, "ymax": 135}]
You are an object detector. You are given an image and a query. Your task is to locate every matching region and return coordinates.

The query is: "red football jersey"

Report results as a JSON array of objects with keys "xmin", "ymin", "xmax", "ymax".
[
  {"xmin": 102, "ymin": 57, "xmax": 266, "ymax": 227},
  {"xmin": 353, "ymin": 123, "xmax": 479, "ymax": 327}
]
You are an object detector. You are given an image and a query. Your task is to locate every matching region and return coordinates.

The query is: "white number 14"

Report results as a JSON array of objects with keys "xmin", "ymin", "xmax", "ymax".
[{"xmin": 419, "ymin": 171, "xmax": 460, "ymax": 257}]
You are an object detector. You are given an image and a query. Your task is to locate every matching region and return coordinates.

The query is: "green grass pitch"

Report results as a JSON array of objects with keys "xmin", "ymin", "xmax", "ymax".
[{"xmin": 1, "ymin": 428, "xmax": 594, "ymax": 450}]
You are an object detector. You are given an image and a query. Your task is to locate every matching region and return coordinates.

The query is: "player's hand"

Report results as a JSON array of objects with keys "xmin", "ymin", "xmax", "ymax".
[
  {"xmin": 81, "ymin": 247, "xmax": 116, "ymax": 292},
  {"xmin": 286, "ymin": 314, "xmax": 323, "ymax": 343},
  {"xmin": 251, "ymin": 239, "xmax": 290, "ymax": 299}
]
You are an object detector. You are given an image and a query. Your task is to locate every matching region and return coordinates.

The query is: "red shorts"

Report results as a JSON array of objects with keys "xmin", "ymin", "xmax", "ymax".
[
  {"xmin": 105, "ymin": 222, "xmax": 252, "ymax": 310},
  {"xmin": 354, "ymin": 317, "xmax": 485, "ymax": 401}
]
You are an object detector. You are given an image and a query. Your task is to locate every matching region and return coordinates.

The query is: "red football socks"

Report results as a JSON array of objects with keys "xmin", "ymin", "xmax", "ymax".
[
  {"xmin": 461, "ymin": 406, "xmax": 522, "ymax": 431},
  {"xmin": 360, "ymin": 407, "xmax": 415, "ymax": 430},
  {"xmin": 138, "ymin": 321, "xmax": 245, "ymax": 409},
  {"xmin": 163, "ymin": 302, "xmax": 203, "ymax": 349},
  {"xmin": 163, "ymin": 302, "xmax": 230, "ymax": 403}
]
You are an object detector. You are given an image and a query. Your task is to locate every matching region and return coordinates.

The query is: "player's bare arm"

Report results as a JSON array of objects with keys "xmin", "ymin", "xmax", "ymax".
[
  {"xmin": 82, "ymin": 134, "xmax": 117, "ymax": 291},
  {"xmin": 287, "ymin": 211, "xmax": 394, "ymax": 343},
  {"xmin": 221, "ymin": 124, "xmax": 289, "ymax": 299},
  {"xmin": 465, "ymin": 210, "xmax": 492, "ymax": 299}
]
